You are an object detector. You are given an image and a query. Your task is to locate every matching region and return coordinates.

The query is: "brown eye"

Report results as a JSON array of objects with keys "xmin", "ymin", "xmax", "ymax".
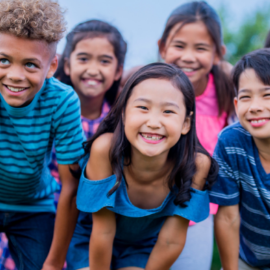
[{"xmin": 164, "ymin": 110, "xmax": 174, "ymax": 114}]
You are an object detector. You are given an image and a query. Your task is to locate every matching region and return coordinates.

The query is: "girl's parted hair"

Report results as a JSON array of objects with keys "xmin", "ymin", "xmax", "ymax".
[
  {"xmin": 84, "ymin": 63, "xmax": 218, "ymax": 206},
  {"xmin": 0, "ymin": 0, "xmax": 66, "ymax": 43},
  {"xmin": 159, "ymin": 1, "xmax": 235, "ymax": 116},
  {"xmin": 55, "ymin": 20, "xmax": 127, "ymax": 106}
]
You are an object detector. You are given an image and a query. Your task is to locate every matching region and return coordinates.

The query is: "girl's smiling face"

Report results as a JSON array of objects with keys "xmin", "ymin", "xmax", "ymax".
[
  {"xmin": 124, "ymin": 78, "xmax": 191, "ymax": 158},
  {"xmin": 64, "ymin": 36, "xmax": 122, "ymax": 100},
  {"xmin": 159, "ymin": 21, "xmax": 220, "ymax": 95}
]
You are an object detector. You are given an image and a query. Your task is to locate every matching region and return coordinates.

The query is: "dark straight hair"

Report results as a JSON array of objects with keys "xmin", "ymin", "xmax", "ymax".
[
  {"xmin": 264, "ymin": 31, "xmax": 270, "ymax": 48},
  {"xmin": 55, "ymin": 19, "xmax": 127, "ymax": 106},
  {"xmin": 83, "ymin": 63, "xmax": 218, "ymax": 206},
  {"xmin": 159, "ymin": 1, "xmax": 234, "ymax": 116},
  {"xmin": 232, "ymin": 48, "xmax": 270, "ymax": 95}
]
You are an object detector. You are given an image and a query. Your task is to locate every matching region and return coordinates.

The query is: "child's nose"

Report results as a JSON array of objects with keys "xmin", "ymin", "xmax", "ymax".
[
  {"xmin": 181, "ymin": 49, "xmax": 196, "ymax": 63},
  {"xmin": 6, "ymin": 66, "xmax": 25, "ymax": 81},
  {"xmin": 146, "ymin": 113, "xmax": 162, "ymax": 129},
  {"xmin": 249, "ymin": 98, "xmax": 263, "ymax": 113},
  {"xmin": 86, "ymin": 61, "xmax": 99, "ymax": 76}
]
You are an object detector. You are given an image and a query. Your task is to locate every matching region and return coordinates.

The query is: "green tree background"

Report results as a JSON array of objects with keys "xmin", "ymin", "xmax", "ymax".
[{"xmin": 219, "ymin": 4, "xmax": 270, "ymax": 65}]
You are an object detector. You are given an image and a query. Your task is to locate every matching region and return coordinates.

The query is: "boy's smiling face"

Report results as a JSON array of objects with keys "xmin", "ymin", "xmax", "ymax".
[
  {"xmin": 0, "ymin": 33, "xmax": 58, "ymax": 107},
  {"xmin": 234, "ymin": 68, "xmax": 270, "ymax": 140}
]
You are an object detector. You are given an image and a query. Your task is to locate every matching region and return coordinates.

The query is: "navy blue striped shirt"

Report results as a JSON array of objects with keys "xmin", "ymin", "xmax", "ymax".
[
  {"xmin": 210, "ymin": 122, "xmax": 270, "ymax": 269},
  {"xmin": 0, "ymin": 77, "xmax": 85, "ymax": 212}
]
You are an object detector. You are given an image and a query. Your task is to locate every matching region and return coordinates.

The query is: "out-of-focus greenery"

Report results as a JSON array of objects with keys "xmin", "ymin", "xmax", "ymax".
[
  {"xmin": 211, "ymin": 238, "xmax": 222, "ymax": 270},
  {"xmin": 219, "ymin": 4, "xmax": 270, "ymax": 65}
]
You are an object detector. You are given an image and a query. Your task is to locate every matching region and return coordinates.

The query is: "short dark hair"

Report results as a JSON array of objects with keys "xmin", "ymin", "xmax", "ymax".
[
  {"xmin": 232, "ymin": 48, "xmax": 270, "ymax": 95},
  {"xmin": 55, "ymin": 19, "xmax": 127, "ymax": 106},
  {"xmin": 83, "ymin": 63, "xmax": 218, "ymax": 206},
  {"xmin": 264, "ymin": 31, "xmax": 270, "ymax": 48}
]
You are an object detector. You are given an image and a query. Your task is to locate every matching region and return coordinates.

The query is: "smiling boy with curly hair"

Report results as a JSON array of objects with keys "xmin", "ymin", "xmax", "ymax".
[{"xmin": 0, "ymin": 0, "xmax": 85, "ymax": 269}]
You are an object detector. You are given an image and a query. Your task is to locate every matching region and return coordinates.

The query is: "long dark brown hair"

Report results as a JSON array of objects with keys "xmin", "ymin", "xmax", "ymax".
[
  {"xmin": 159, "ymin": 1, "xmax": 234, "ymax": 116},
  {"xmin": 55, "ymin": 19, "xmax": 127, "ymax": 106},
  {"xmin": 83, "ymin": 63, "xmax": 218, "ymax": 206}
]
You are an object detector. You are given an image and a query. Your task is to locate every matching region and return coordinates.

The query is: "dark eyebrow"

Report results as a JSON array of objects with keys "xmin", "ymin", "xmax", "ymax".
[
  {"xmin": 133, "ymin": 98, "xmax": 180, "ymax": 109},
  {"xmin": 195, "ymin": 43, "xmax": 212, "ymax": 48},
  {"xmin": 0, "ymin": 53, "xmax": 41, "ymax": 64},
  {"xmin": 24, "ymin": 58, "xmax": 41, "ymax": 64},
  {"xmin": 161, "ymin": 101, "xmax": 180, "ymax": 109},
  {"xmin": 260, "ymin": 87, "xmax": 270, "ymax": 92},
  {"xmin": 0, "ymin": 53, "xmax": 10, "ymax": 58},
  {"xmin": 239, "ymin": 87, "xmax": 270, "ymax": 94},
  {"xmin": 76, "ymin": 52, "xmax": 113, "ymax": 60},
  {"xmin": 171, "ymin": 40, "xmax": 185, "ymax": 45},
  {"xmin": 171, "ymin": 40, "xmax": 211, "ymax": 48},
  {"xmin": 134, "ymin": 98, "xmax": 151, "ymax": 103},
  {"xmin": 238, "ymin": 89, "xmax": 252, "ymax": 94}
]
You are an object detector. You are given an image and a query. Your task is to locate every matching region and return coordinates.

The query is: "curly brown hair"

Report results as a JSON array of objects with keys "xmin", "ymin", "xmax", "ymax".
[{"xmin": 0, "ymin": 0, "xmax": 66, "ymax": 43}]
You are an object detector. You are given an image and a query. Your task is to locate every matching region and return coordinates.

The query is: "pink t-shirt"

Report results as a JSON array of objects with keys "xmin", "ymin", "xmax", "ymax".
[
  {"xmin": 196, "ymin": 73, "xmax": 227, "ymax": 156},
  {"xmin": 190, "ymin": 74, "xmax": 227, "ymax": 225}
]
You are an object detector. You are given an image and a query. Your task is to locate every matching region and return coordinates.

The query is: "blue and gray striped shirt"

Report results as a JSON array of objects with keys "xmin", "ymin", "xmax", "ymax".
[
  {"xmin": 209, "ymin": 122, "xmax": 270, "ymax": 269},
  {"xmin": 0, "ymin": 77, "xmax": 85, "ymax": 212}
]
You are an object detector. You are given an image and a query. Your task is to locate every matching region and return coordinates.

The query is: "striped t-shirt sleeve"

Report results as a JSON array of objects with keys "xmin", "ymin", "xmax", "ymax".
[
  {"xmin": 53, "ymin": 90, "xmax": 84, "ymax": 164},
  {"xmin": 209, "ymin": 139, "xmax": 240, "ymax": 205}
]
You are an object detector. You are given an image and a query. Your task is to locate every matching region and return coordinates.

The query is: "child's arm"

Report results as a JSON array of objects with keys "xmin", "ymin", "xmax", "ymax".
[
  {"xmin": 215, "ymin": 204, "xmax": 240, "ymax": 270},
  {"xmin": 145, "ymin": 153, "xmax": 211, "ymax": 270},
  {"xmin": 87, "ymin": 133, "xmax": 115, "ymax": 270},
  {"xmin": 90, "ymin": 208, "xmax": 116, "ymax": 270},
  {"xmin": 42, "ymin": 163, "xmax": 80, "ymax": 270},
  {"xmin": 145, "ymin": 215, "xmax": 189, "ymax": 270}
]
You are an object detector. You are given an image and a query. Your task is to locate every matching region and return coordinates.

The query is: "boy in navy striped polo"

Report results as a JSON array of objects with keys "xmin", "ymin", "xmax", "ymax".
[
  {"xmin": 0, "ymin": 0, "xmax": 85, "ymax": 269},
  {"xmin": 210, "ymin": 48, "xmax": 270, "ymax": 270}
]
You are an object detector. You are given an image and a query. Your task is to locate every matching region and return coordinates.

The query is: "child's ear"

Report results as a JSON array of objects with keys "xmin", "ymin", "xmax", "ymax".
[
  {"xmin": 158, "ymin": 39, "xmax": 166, "ymax": 60},
  {"xmin": 46, "ymin": 55, "xmax": 58, "ymax": 78},
  {"xmin": 114, "ymin": 65, "xmax": 123, "ymax": 81},
  {"xmin": 64, "ymin": 58, "xmax": 70, "ymax": 76},
  {"xmin": 234, "ymin": 97, "xmax": 239, "ymax": 118},
  {"xmin": 213, "ymin": 45, "xmax": 226, "ymax": 65},
  {"xmin": 181, "ymin": 112, "xmax": 193, "ymax": 135}
]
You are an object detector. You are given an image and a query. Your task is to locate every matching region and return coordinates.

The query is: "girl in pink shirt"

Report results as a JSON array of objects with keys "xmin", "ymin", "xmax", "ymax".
[{"xmin": 158, "ymin": 2, "xmax": 235, "ymax": 269}]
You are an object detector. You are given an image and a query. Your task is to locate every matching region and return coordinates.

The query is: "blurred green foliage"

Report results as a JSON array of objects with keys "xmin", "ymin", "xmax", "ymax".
[
  {"xmin": 219, "ymin": 4, "xmax": 270, "ymax": 65},
  {"xmin": 211, "ymin": 238, "xmax": 222, "ymax": 270}
]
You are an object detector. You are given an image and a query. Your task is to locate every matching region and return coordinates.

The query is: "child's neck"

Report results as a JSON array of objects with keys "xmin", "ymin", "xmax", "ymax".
[
  {"xmin": 193, "ymin": 75, "xmax": 209, "ymax": 97},
  {"xmin": 79, "ymin": 93, "xmax": 106, "ymax": 120},
  {"xmin": 126, "ymin": 149, "xmax": 171, "ymax": 184},
  {"xmin": 254, "ymin": 137, "xmax": 270, "ymax": 174}
]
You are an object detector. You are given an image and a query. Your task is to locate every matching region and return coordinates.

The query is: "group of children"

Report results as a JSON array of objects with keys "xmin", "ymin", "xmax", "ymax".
[{"xmin": 0, "ymin": 0, "xmax": 269, "ymax": 270}]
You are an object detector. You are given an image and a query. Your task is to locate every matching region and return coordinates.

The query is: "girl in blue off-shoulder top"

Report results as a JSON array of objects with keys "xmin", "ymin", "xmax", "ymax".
[{"xmin": 75, "ymin": 63, "xmax": 218, "ymax": 270}]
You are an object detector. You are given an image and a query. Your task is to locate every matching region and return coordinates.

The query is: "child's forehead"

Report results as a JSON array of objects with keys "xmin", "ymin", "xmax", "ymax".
[
  {"xmin": 166, "ymin": 20, "xmax": 211, "ymax": 45},
  {"xmin": 129, "ymin": 78, "xmax": 183, "ymax": 102},
  {"xmin": 0, "ymin": 33, "xmax": 55, "ymax": 59},
  {"xmin": 238, "ymin": 68, "xmax": 270, "ymax": 93}
]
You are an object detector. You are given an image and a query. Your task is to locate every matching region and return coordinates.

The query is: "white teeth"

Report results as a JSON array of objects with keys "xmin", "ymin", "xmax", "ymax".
[
  {"xmin": 181, "ymin": 68, "xmax": 194, "ymax": 72},
  {"xmin": 251, "ymin": 119, "xmax": 266, "ymax": 123},
  {"xmin": 7, "ymin": 86, "xmax": 26, "ymax": 92},
  {"xmin": 87, "ymin": 80, "xmax": 98, "ymax": 86},
  {"xmin": 141, "ymin": 134, "xmax": 163, "ymax": 141}
]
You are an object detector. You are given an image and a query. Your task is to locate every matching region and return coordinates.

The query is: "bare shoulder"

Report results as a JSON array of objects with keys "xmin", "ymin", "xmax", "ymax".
[
  {"xmin": 192, "ymin": 153, "xmax": 211, "ymax": 190},
  {"xmin": 219, "ymin": 60, "xmax": 233, "ymax": 77},
  {"xmin": 86, "ymin": 133, "xmax": 114, "ymax": 180},
  {"xmin": 90, "ymin": 133, "xmax": 114, "ymax": 157}
]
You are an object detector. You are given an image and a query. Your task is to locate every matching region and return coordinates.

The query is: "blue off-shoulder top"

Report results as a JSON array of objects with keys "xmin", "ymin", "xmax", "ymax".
[{"xmin": 77, "ymin": 167, "xmax": 210, "ymax": 242}]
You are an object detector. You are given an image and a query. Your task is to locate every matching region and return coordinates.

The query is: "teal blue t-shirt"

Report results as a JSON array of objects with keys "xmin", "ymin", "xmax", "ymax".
[{"xmin": 0, "ymin": 77, "xmax": 85, "ymax": 212}]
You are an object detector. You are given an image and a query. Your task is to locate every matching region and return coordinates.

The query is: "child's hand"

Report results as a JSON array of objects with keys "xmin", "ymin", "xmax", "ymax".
[{"xmin": 41, "ymin": 263, "xmax": 62, "ymax": 270}]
